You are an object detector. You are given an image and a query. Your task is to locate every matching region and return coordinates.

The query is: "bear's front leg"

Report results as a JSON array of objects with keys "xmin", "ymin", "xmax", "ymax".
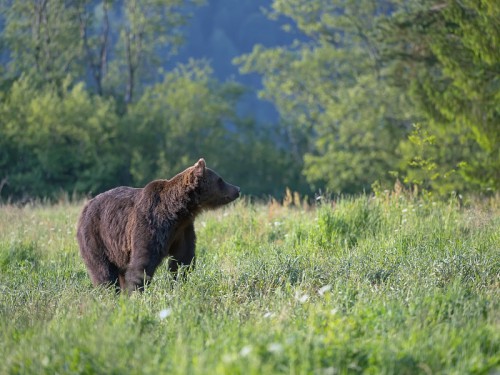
[
  {"xmin": 125, "ymin": 237, "xmax": 162, "ymax": 293},
  {"xmin": 168, "ymin": 223, "xmax": 196, "ymax": 273},
  {"xmin": 124, "ymin": 256, "xmax": 151, "ymax": 292}
]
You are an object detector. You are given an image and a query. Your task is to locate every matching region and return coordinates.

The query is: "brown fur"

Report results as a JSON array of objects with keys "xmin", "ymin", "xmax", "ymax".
[{"xmin": 76, "ymin": 159, "xmax": 240, "ymax": 293}]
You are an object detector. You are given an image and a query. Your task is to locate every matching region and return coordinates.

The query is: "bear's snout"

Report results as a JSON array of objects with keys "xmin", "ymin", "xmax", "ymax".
[
  {"xmin": 231, "ymin": 185, "xmax": 241, "ymax": 200},
  {"xmin": 220, "ymin": 184, "xmax": 240, "ymax": 205}
]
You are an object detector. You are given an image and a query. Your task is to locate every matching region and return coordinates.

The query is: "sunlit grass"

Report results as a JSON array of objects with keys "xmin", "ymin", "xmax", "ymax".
[{"xmin": 0, "ymin": 195, "xmax": 499, "ymax": 374}]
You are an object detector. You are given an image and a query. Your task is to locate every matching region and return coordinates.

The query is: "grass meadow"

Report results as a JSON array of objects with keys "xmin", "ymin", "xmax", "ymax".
[{"xmin": 0, "ymin": 193, "xmax": 499, "ymax": 374}]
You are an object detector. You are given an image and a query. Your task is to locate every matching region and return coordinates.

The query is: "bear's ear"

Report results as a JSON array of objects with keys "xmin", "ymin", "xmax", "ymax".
[
  {"xmin": 191, "ymin": 158, "xmax": 205, "ymax": 184},
  {"xmin": 194, "ymin": 158, "xmax": 206, "ymax": 172}
]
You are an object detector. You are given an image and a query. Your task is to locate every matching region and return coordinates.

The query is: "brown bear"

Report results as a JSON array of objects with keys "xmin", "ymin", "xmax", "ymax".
[{"xmin": 76, "ymin": 158, "xmax": 240, "ymax": 292}]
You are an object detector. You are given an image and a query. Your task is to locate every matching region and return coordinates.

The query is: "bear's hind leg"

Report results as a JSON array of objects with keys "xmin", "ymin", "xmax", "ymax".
[
  {"xmin": 78, "ymin": 229, "xmax": 120, "ymax": 290},
  {"xmin": 80, "ymin": 245, "xmax": 120, "ymax": 289},
  {"xmin": 86, "ymin": 258, "xmax": 120, "ymax": 290}
]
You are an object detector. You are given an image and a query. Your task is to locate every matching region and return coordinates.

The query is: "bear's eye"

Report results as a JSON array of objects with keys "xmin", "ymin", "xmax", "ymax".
[{"xmin": 217, "ymin": 177, "xmax": 224, "ymax": 188}]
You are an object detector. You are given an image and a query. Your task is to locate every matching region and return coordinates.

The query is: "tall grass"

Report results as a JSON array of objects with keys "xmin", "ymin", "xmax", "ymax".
[{"xmin": 0, "ymin": 196, "xmax": 498, "ymax": 374}]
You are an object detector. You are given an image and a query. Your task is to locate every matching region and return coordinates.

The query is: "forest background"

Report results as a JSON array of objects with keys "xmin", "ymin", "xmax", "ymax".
[{"xmin": 0, "ymin": 0, "xmax": 498, "ymax": 201}]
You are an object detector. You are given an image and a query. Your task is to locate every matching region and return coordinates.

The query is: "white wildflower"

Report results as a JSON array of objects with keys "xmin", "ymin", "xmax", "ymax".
[
  {"xmin": 158, "ymin": 308, "xmax": 172, "ymax": 320},
  {"xmin": 295, "ymin": 292, "xmax": 309, "ymax": 303},
  {"xmin": 318, "ymin": 284, "xmax": 332, "ymax": 296},
  {"xmin": 318, "ymin": 367, "xmax": 337, "ymax": 375},
  {"xmin": 285, "ymin": 337, "xmax": 295, "ymax": 345},
  {"xmin": 267, "ymin": 343, "xmax": 283, "ymax": 353},
  {"xmin": 239, "ymin": 345, "xmax": 252, "ymax": 357}
]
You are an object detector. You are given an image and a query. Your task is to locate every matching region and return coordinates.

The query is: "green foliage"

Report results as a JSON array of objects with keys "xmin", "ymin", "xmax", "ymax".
[
  {"xmin": 0, "ymin": 62, "xmax": 299, "ymax": 200},
  {"xmin": 238, "ymin": 0, "xmax": 500, "ymax": 195},
  {"xmin": 238, "ymin": 0, "xmax": 415, "ymax": 194},
  {"xmin": 429, "ymin": 1, "xmax": 499, "ymax": 154},
  {"xmin": 383, "ymin": 0, "xmax": 500, "ymax": 191},
  {"xmin": 0, "ymin": 1, "xmax": 303, "ymax": 200},
  {"xmin": 0, "ymin": 197, "xmax": 499, "ymax": 374},
  {"xmin": 110, "ymin": 0, "xmax": 204, "ymax": 102},
  {"xmin": 315, "ymin": 198, "xmax": 383, "ymax": 248},
  {"xmin": 1, "ymin": 0, "xmax": 499, "ymax": 198},
  {"xmin": 301, "ymin": 76, "xmax": 410, "ymax": 193},
  {"xmin": 399, "ymin": 123, "xmax": 484, "ymax": 196},
  {"xmin": 127, "ymin": 61, "xmax": 238, "ymax": 183},
  {"xmin": 0, "ymin": 77, "xmax": 125, "ymax": 199},
  {"xmin": 1, "ymin": 0, "xmax": 84, "ymax": 86},
  {"xmin": 0, "ymin": 0, "xmax": 204, "ymax": 101},
  {"xmin": 126, "ymin": 61, "xmax": 300, "ymax": 196}
]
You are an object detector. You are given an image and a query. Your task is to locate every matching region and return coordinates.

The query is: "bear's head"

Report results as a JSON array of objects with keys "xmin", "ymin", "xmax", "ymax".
[{"xmin": 189, "ymin": 158, "xmax": 240, "ymax": 209}]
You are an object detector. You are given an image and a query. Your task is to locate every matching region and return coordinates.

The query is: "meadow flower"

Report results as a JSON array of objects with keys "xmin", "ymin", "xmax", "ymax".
[
  {"xmin": 239, "ymin": 345, "xmax": 252, "ymax": 357},
  {"xmin": 317, "ymin": 366, "xmax": 337, "ymax": 375},
  {"xmin": 158, "ymin": 308, "xmax": 172, "ymax": 320},
  {"xmin": 295, "ymin": 292, "xmax": 309, "ymax": 303},
  {"xmin": 263, "ymin": 311, "xmax": 275, "ymax": 318},
  {"xmin": 267, "ymin": 343, "xmax": 283, "ymax": 353},
  {"xmin": 318, "ymin": 284, "xmax": 332, "ymax": 296},
  {"xmin": 222, "ymin": 354, "xmax": 235, "ymax": 363}
]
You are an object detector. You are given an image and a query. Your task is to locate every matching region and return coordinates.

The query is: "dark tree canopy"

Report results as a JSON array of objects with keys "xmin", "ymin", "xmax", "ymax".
[{"xmin": 0, "ymin": 0, "xmax": 498, "ymax": 200}]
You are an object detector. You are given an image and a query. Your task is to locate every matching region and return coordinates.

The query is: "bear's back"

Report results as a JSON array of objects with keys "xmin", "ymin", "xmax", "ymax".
[
  {"xmin": 85, "ymin": 186, "xmax": 140, "ymax": 218},
  {"xmin": 79, "ymin": 186, "xmax": 142, "ymax": 262}
]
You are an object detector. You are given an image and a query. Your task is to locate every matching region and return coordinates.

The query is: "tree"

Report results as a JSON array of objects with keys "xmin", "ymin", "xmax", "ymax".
[
  {"xmin": 126, "ymin": 61, "xmax": 235, "ymax": 183},
  {"xmin": 1, "ymin": 0, "xmax": 85, "ymax": 86},
  {"xmin": 385, "ymin": 0, "xmax": 500, "ymax": 191},
  {"xmin": 115, "ymin": 0, "xmax": 204, "ymax": 104},
  {"xmin": 77, "ymin": 0, "xmax": 111, "ymax": 96},
  {"xmin": 127, "ymin": 60, "xmax": 303, "ymax": 196},
  {"xmin": 1, "ymin": 0, "xmax": 204, "ymax": 103},
  {"xmin": 239, "ymin": 0, "xmax": 499, "ymax": 195},
  {"xmin": 237, "ymin": 0, "xmax": 415, "ymax": 194},
  {"xmin": 0, "ymin": 77, "xmax": 124, "ymax": 199}
]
